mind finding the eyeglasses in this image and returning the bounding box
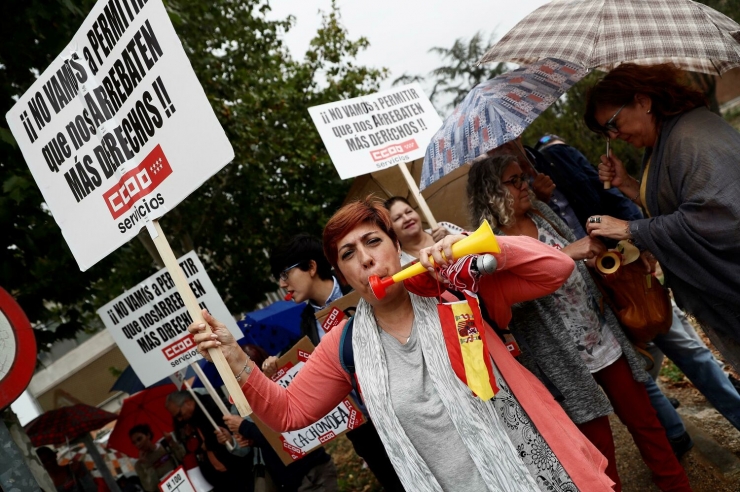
[502,173,530,190]
[603,103,627,135]
[278,262,301,282]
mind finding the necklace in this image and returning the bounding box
[375,315,414,343]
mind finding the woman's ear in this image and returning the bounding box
[308,259,317,277]
[634,93,652,112]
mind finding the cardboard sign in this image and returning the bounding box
[315,290,361,329]
[253,337,365,465]
[159,466,196,492]
[5,0,234,271]
[308,83,442,179]
[97,251,242,386]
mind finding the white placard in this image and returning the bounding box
[159,466,197,492]
[97,251,242,386]
[308,83,442,179]
[5,0,234,271]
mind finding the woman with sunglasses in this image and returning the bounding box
[584,63,740,373]
[467,154,691,491]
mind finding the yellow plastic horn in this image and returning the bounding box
[369,220,501,299]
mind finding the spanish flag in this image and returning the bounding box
[437,292,497,400]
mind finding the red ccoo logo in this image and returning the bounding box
[162,334,195,361]
[103,145,173,219]
[370,139,419,162]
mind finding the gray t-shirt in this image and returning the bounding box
[380,325,488,491]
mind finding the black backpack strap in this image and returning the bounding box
[339,316,363,404]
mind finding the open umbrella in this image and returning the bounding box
[107,383,178,458]
[25,404,122,491]
[237,301,304,355]
[479,0,740,75]
[421,58,588,190]
[25,404,117,447]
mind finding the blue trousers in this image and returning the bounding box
[646,305,740,438]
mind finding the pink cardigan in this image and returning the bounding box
[241,235,614,491]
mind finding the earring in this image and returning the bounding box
[647,109,651,114]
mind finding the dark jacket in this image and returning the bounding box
[238,419,330,492]
[527,144,643,225]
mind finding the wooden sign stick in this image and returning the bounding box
[148,219,252,417]
[190,362,233,417]
[397,161,438,229]
[181,378,234,451]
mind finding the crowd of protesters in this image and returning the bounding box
[36,63,740,492]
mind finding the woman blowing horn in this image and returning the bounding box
[189,197,614,492]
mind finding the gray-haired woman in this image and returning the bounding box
[466,154,690,492]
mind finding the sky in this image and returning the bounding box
[11,0,550,426]
[267,0,550,90]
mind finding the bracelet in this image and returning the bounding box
[234,360,252,382]
[629,191,640,202]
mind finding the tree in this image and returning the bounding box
[0,0,386,349]
[394,31,506,112]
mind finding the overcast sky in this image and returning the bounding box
[11,0,551,425]
[268,0,549,90]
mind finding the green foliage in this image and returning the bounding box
[0,0,385,349]
[394,32,506,111]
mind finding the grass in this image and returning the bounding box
[660,358,686,385]
[325,435,382,492]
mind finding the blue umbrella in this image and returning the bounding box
[237,301,304,356]
[110,364,195,394]
[420,59,589,191]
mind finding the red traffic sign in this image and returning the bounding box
[0,287,37,410]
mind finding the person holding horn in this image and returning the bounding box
[189,197,615,492]
[584,63,740,374]
[466,154,691,491]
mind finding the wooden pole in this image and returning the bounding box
[181,379,234,451]
[397,161,438,228]
[148,220,252,417]
[191,363,232,416]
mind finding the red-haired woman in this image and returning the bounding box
[584,63,740,373]
[189,198,615,491]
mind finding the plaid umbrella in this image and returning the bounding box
[24,404,118,446]
[107,383,178,458]
[420,59,588,190]
[479,0,740,75]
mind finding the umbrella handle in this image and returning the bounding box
[604,140,612,189]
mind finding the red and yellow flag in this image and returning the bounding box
[437,293,497,400]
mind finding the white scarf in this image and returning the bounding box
[353,293,540,492]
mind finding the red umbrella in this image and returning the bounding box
[107,383,178,458]
[24,403,118,446]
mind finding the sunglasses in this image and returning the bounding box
[603,103,627,136]
[502,173,531,190]
[278,262,301,282]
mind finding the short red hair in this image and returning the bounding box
[323,196,398,283]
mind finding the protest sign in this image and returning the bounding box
[253,337,365,465]
[159,466,196,492]
[315,290,361,334]
[97,251,242,386]
[5,0,234,271]
[308,83,442,179]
